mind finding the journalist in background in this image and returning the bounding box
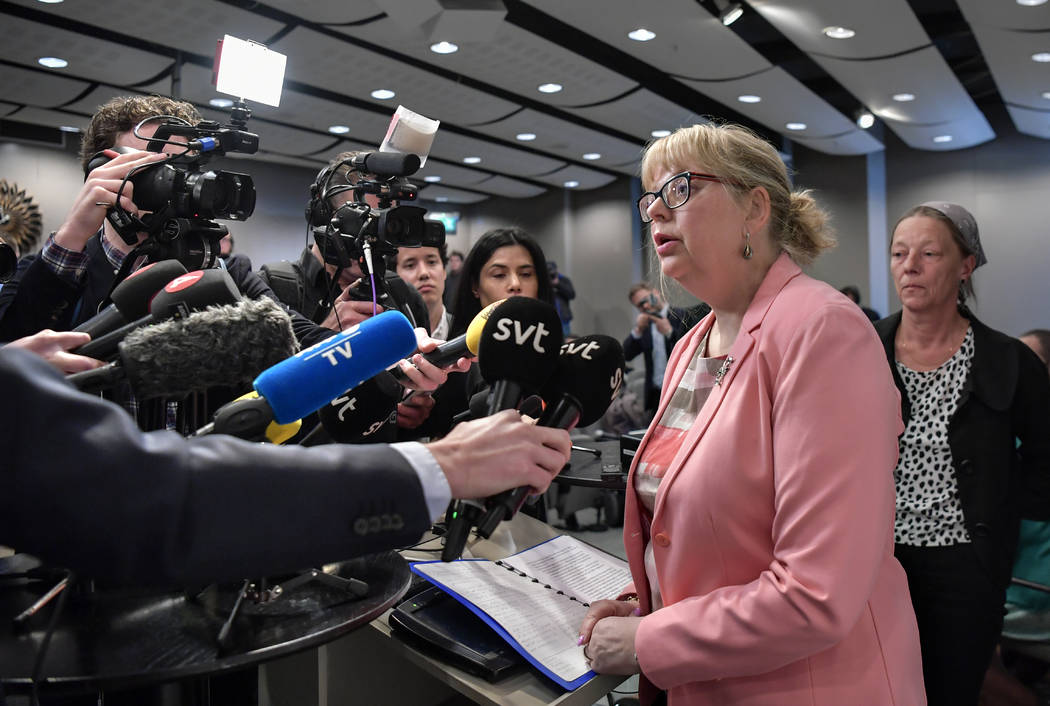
[578,123,925,705]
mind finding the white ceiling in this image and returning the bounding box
[1,0,1047,205]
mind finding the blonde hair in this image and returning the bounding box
[640,122,834,266]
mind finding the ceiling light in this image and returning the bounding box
[1017,0,1048,6]
[1032,52,1050,63]
[59,125,80,132]
[371,88,396,99]
[209,98,234,108]
[582,153,601,160]
[737,94,761,104]
[651,129,671,138]
[423,175,442,183]
[1042,91,1050,99]
[328,125,350,134]
[516,133,537,141]
[564,180,580,188]
[463,156,482,164]
[436,196,449,202]
[855,109,875,129]
[37,56,68,69]
[892,92,916,102]
[628,28,656,42]
[785,122,807,131]
[822,26,856,40]
[37,0,64,3]
[933,135,953,143]
[719,2,744,26]
[430,41,459,54]
[538,83,563,94]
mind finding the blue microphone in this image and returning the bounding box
[253,310,417,424]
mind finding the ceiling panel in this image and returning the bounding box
[468,109,642,174]
[566,89,705,144]
[427,131,567,178]
[531,165,617,191]
[470,175,548,199]
[0,64,92,108]
[1005,105,1050,141]
[954,0,1050,31]
[680,67,882,155]
[332,14,636,109]
[270,27,519,126]
[3,15,172,86]
[748,0,929,57]
[417,184,490,205]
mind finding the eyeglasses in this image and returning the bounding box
[637,171,734,223]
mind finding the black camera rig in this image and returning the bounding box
[87,100,259,272]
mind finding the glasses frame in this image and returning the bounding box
[637,171,736,223]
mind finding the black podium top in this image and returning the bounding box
[0,551,410,695]
[553,440,627,490]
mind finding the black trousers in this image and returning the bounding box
[895,543,1006,706]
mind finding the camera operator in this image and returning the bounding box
[258,150,430,336]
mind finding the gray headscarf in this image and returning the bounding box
[919,201,988,269]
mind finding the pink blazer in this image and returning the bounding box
[626,254,925,705]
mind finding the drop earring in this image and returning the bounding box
[742,229,753,260]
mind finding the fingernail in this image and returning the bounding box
[632,607,641,616]
[576,635,585,645]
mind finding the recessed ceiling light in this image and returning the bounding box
[37,56,68,69]
[893,92,916,102]
[430,41,459,54]
[37,0,64,3]
[1043,91,1050,100]
[209,98,234,108]
[463,156,482,164]
[564,180,580,188]
[823,26,856,39]
[328,125,350,135]
[720,3,743,26]
[516,133,537,141]
[737,94,762,104]
[628,28,656,42]
[538,83,562,94]
[785,122,807,131]
[933,134,953,143]
[423,175,442,183]
[371,88,396,100]
[1018,0,1048,6]
[651,129,671,138]
[59,125,80,132]
[855,110,875,129]
[1033,52,1050,63]
[582,153,601,160]
[436,196,449,202]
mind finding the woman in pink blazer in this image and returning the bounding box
[578,123,925,705]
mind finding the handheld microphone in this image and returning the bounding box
[253,310,418,425]
[199,390,303,443]
[442,297,563,561]
[74,268,242,360]
[73,259,188,340]
[474,334,627,538]
[349,151,421,178]
[389,297,504,383]
[66,297,298,398]
[315,373,402,443]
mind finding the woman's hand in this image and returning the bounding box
[578,599,643,675]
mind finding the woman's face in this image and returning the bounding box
[890,215,975,313]
[473,244,539,307]
[644,165,749,302]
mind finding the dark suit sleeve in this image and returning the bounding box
[0,348,431,586]
[1016,342,1050,520]
[623,331,645,361]
[0,255,82,341]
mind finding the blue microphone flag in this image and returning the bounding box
[253,310,417,424]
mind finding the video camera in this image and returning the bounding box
[311,149,445,308]
[85,104,258,271]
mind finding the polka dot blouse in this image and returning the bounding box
[894,327,975,547]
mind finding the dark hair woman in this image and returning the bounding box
[875,201,1050,706]
[448,227,553,338]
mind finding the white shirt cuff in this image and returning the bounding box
[391,441,452,523]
